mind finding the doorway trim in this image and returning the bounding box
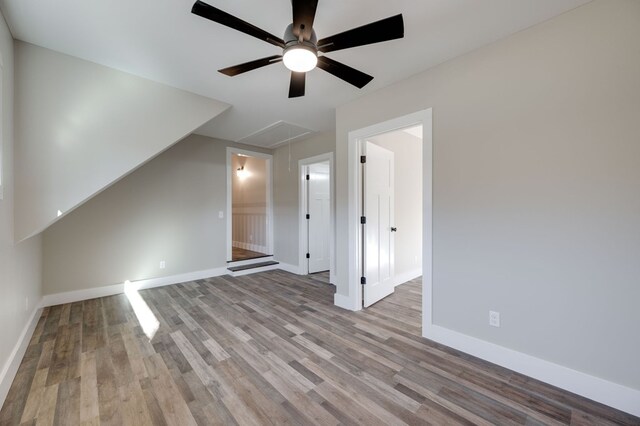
[346,109,432,318]
[226,147,274,262]
[298,153,335,283]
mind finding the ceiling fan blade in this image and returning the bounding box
[316,56,373,89]
[219,55,283,76]
[317,14,404,53]
[289,72,306,98]
[292,0,319,41]
[192,1,285,48]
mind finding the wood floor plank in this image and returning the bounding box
[95,346,123,426]
[300,354,426,425]
[1,273,638,425]
[19,368,48,424]
[117,380,154,426]
[34,384,58,426]
[53,377,81,425]
[0,358,38,425]
[79,351,99,424]
[143,353,198,426]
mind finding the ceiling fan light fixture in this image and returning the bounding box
[191,1,404,97]
[283,45,317,73]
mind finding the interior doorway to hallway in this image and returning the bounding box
[227,148,274,263]
[299,153,335,283]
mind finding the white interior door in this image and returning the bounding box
[307,162,331,273]
[363,141,395,307]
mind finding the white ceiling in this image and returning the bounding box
[1,0,590,144]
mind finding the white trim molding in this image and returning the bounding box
[0,304,42,408]
[394,268,422,287]
[41,267,228,307]
[423,325,640,417]
[334,293,359,311]
[276,262,303,275]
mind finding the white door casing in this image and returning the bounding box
[308,162,331,273]
[363,141,395,307]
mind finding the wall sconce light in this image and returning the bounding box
[237,166,250,180]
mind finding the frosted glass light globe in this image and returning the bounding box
[283,46,318,72]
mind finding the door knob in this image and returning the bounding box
[391,227,397,232]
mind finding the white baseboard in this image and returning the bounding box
[232,241,268,254]
[334,293,359,311]
[0,304,43,408]
[276,262,303,275]
[41,267,228,307]
[424,324,640,417]
[276,261,336,282]
[394,268,422,287]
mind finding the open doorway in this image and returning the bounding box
[346,109,432,314]
[299,153,335,283]
[363,127,423,306]
[227,148,273,263]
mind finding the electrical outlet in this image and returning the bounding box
[489,311,500,327]
[218,211,224,219]
[159,260,166,269]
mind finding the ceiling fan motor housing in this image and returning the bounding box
[283,23,318,56]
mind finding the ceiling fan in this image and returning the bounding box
[191,0,404,98]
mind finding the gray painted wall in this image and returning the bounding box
[335,0,640,390]
[14,41,229,242]
[369,130,423,280]
[42,131,335,294]
[272,132,335,268]
[0,11,42,400]
[42,135,268,294]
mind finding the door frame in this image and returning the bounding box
[298,153,335,283]
[346,109,432,317]
[226,147,274,262]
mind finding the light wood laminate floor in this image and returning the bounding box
[231,247,269,262]
[1,271,637,425]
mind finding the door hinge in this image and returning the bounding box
[360,155,366,164]
[361,277,367,285]
[360,216,366,225]
[306,214,310,220]
[306,174,310,180]
[306,253,310,259]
